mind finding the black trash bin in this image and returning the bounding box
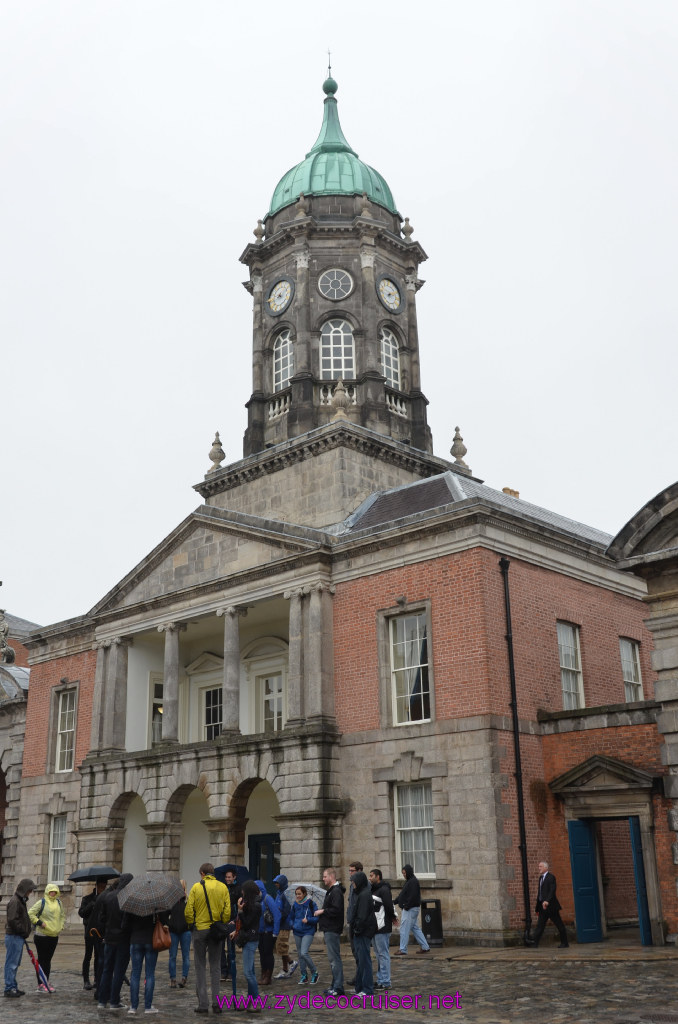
[420,899,443,946]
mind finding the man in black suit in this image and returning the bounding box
[528,860,569,948]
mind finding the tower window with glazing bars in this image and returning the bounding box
[320,319,355,379]
[273,329,294,392]
[380,327,400,390]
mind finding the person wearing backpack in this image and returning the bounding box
[168,879,191,989]
[369,869,397,990]
[255,880,280,985]
[27,883,66,987]
[272,874,298,979]
[287,886,318,986]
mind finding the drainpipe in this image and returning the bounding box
[499,557,532,944]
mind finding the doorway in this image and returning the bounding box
[248,833,280,894]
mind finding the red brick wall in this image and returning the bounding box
[23,650,97,777]
[598,820,637,923]
[8,637,30,668]
[333,547,655,733]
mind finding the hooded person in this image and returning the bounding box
[393,864,430,955]
[255,879,280,986]
[78,878,107,990]
[95,872,134,1009]
[350,871,377,997]
[27,883,66,987]
[272,873,297,979]
[4,877,36,997]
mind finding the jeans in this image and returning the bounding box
[169,930,191,981]
[193,928,221,1010]
[129,943,158,1011]
[4,934,24,993]
[242,939,259,999]
[353,934,374,996]
[324,931,344,992]
[99,941,130,1006]
[372,932,391,985]
[293,932,316,978]
[398,906,430,952]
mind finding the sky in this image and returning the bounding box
[2,0,677,627]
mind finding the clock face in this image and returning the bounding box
[267,279,294,315]
[377,277,402,312]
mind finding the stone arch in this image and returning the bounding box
[608,480,678,562]
[163,784,211,882]
[110,791,149,875]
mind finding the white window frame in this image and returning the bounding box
[254,669,285,734]
[395,783,436,878]
[48,814,67,884]
[241,642,288,736]
[620,637,643,702]
[380,327,400,390]
[389,612,431,725]
[273,329,294,392]
[557,621,585,710]
[55,689,77,773]
[320,319,355,380]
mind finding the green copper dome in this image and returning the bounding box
[268,76,398,217]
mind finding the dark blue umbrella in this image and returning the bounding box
[214,864,250,885]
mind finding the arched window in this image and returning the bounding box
[273,329,294,392]
[380,327,400,390]
[320,319,355,380]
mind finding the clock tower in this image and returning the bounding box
[240,73,432,457]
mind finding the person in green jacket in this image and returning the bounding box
[28,884,66,986]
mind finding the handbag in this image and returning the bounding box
[201,880,229,944]
[152,916,171,951]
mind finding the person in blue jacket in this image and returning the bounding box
[272,874,298,979]
[255,880,280,986]
[287,886,318,986]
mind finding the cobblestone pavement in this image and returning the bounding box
[4,930,678,1023]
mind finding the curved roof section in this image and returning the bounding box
[607,479,678,561]
[268,76,398,217]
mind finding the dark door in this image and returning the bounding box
[248,832,280,895]
[629,816,653,946]
[568,818,603,942]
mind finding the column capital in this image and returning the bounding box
[284,588,307,601]
[405,272,418,292]
[110,636,133,648]
[252,272,263,294]
[360,246,376,269]
[217,605,248,619]
[157,621,187,634]
[311,582,336,596]
[294,248,310,269]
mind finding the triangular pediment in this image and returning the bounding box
[549,754,656,795]
[90,506,330,616]
[185,652,223,674]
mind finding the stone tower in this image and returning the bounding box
[239,73,432,457]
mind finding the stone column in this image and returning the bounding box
[158,622,186,743]
[217,606,247,732]
[405,271,421,390]
[360,242,379,372]
[142,822,172,872]
[284,588,306,727]
[294,248,311,372]
[90,642,108,751]
[305,583,336,721]
[251,270,264,393]
[101,637,132,751]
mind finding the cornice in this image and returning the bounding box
[239,218,427,269]
[195,423,454,500]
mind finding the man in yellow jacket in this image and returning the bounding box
[28,883,66,987]
[185,863,230,1014]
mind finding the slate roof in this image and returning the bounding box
[342,471,612,547]
[0,664,29,701]
[4,612,41,639]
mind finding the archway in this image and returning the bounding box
[179,788,210,883]
[241,780,281,893]
[121,795,148,875]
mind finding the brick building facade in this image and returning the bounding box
[9,75,678,946]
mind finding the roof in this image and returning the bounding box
[268,75,398,217]
[4,612,41,639]
[342,471,613,547]
[0,664,29,701]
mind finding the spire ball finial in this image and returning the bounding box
[450,426,469,468]
[207,431,225,475]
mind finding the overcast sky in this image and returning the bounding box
[2,0,676,627]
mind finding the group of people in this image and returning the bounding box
[4,860,433,1011]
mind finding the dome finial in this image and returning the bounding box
[323,49,338,96]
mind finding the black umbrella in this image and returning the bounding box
[69,866,121,882]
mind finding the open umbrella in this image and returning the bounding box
[214,864,251,885]
[285,882,327,908]
[117,872,185,916]
[69,866,120,882]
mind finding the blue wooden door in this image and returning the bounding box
[568,819,603,942]
[629,816,653,946]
